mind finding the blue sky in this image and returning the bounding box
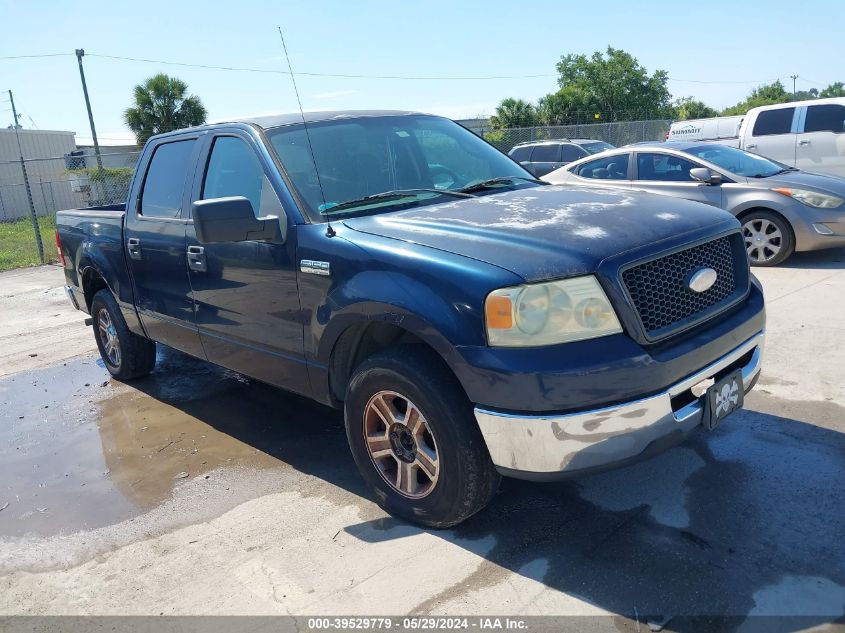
[1,0,843,143]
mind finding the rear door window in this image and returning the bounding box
[509,146,532,162]
[559,144,587,162]
[804,104,845,134]
[574,154,630,180]
[752,108,795,136]
[529,144,560,162]
[140,140,196,218]
[636,153,699,181]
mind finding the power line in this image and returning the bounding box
[0,50,824,87]
[668,76,783,85]
[0,53,74,60]
[85,53,556,80]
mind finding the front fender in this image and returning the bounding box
[728,194,815,250]
[296,223,521,405]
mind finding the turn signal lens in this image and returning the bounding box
[485,295,513,329]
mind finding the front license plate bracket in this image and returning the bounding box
[703,369,744,431]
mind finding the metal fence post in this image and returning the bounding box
[8,90,44,263]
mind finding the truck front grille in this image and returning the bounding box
[621,234,748,340]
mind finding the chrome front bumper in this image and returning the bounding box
[474,330,765,478]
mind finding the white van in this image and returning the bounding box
[738,98,845,178]
[667,115,744,146]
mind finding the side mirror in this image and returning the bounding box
[191,196,285,244]
[690,167,722,185]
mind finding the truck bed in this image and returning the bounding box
[56,204,129,316]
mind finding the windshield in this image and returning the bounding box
[266,115,535,218]
[581,141,614,154]
[684,144,786,178]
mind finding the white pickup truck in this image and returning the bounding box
[667,98,845,178]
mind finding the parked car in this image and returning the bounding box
[56,111,765,527]
[739,98,845,178]
[546,141,845,265]
[509,139,614,177]
[667,115,744,146]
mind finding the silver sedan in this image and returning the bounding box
[545,141,845,265]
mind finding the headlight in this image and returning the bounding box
[772,187,844,209]
[485,276,622,347]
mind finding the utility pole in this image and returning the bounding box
[790,74,799,97]
[75,49,103,171]
[8,90,44,263]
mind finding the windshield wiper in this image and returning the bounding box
[457,176,546,194]
[751,167,799,178]
[321,188,474,214]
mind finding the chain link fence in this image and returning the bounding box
[0,151,140,270]
[480,119,672,154]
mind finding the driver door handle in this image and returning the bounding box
[746,143,757,150]
[127,237,142,260]
[798,139,811,146]
[187,245,207,272]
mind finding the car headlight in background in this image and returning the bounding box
[485,276,622,346]
[772,188,844,209]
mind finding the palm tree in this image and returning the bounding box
[124,74,207,145]
[490,98,537,129]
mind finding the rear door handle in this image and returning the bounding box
[187,245,206,272]
[127,237,142,260]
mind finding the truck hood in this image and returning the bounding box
[342,185,736,282]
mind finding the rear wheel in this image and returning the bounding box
[741,210,794,266]
[344,347,500,528]
[91,289,156,380]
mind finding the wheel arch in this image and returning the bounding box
[325,317,461,406]
[80,264,112,312]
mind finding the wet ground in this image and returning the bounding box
[0,257,844,627]
[0,348,346,538]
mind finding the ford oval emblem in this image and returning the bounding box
[687,267,718,293]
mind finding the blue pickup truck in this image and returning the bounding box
[56,111,765,527]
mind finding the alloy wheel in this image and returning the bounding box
[743,218,783,264]
[97,308,121,367]
[363,390,440,499]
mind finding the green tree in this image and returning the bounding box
[721,80,791,115]
[489,98,537,129]
[555,47,673,120]
[124,74,207,145]
[673,97,719,120]
[793,88,819,101]
[820,82,845,98]
[536,86,591,125]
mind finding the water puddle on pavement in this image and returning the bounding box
[0,347,342,538]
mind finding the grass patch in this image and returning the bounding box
[0,216,59,272]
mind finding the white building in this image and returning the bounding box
[0,128,82,221]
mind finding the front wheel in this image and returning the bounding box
[741,211,795,266]
[344,347,500,528]
[91,289,156,380]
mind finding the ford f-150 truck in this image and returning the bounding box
[57,111,766,527]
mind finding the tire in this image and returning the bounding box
[344,347,500,528]
[741,210,795,267]
[90,289,156,380]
